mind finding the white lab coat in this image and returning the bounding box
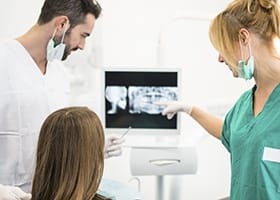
[0,39,70,192]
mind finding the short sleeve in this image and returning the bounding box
[220,88,253,153]
[221,112,232,152]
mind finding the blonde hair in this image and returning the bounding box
[32,107,105,200]
[209,0,280,67]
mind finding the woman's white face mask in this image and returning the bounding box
[46,23,69,62]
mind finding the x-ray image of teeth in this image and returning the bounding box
[128,86,177,114]
[105,86,127,114]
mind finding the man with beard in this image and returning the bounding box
[0,0,123,199]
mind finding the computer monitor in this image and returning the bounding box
[102,68,181,136]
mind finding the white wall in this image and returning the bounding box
[0,0,254,199]
[0,0,43,39]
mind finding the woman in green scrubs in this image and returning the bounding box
[157,0,280,199]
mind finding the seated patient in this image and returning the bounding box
[31,106,106,200]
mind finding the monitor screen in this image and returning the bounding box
[102,68,180,135]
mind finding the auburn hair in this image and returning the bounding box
[32,106,105,200]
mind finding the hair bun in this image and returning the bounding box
[259,0,277,10]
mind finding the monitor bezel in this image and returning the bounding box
[101,67,181,136]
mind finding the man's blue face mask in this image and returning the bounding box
[46,23,69,62]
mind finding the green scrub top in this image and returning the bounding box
[222,83,280,200]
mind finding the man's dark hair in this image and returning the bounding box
[37,0,102,27]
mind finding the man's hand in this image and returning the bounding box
[0,184,31,200]
[104,135,125,159]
